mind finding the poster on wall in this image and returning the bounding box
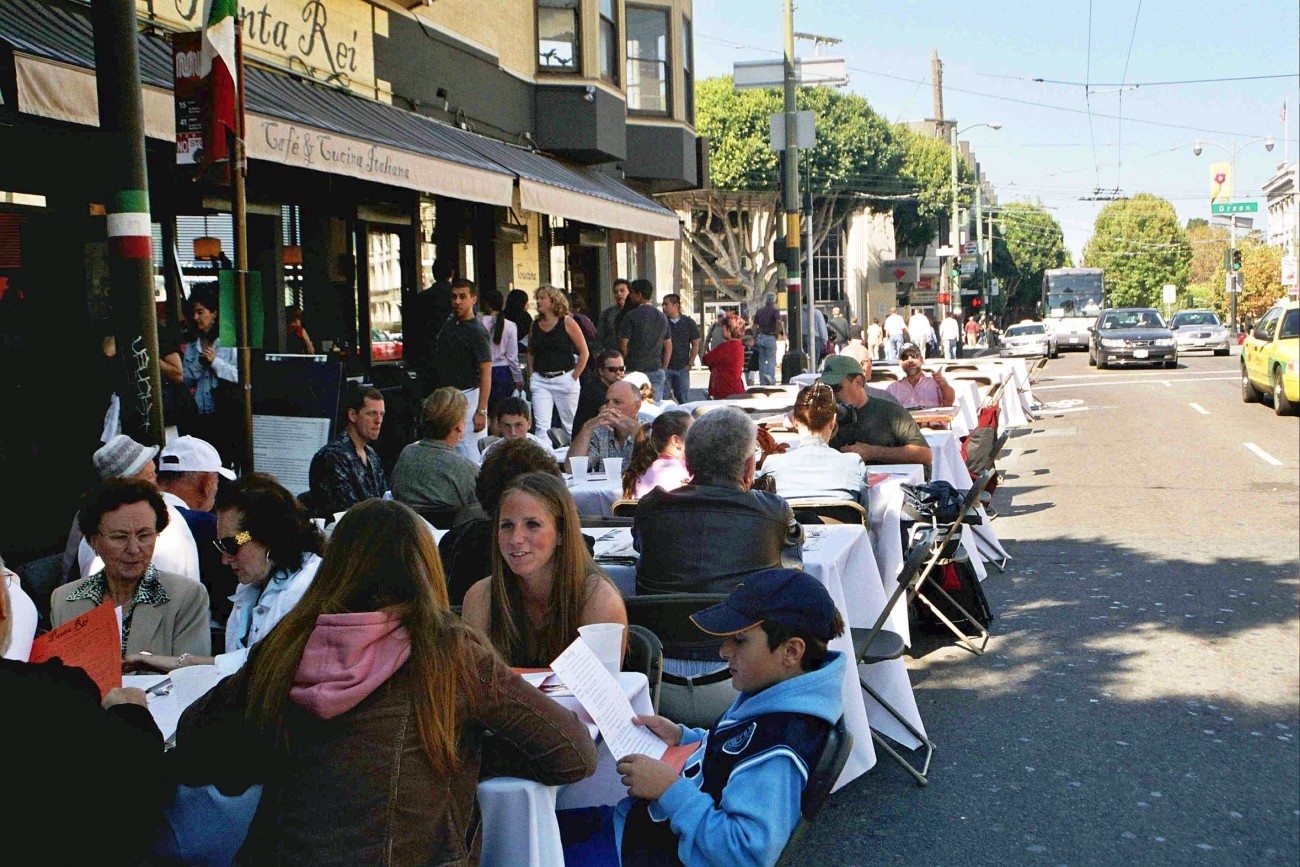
[172,31,204,166]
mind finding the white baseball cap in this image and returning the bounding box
[159,436,236,480]
[623,371,652,391]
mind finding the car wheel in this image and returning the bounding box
[1242,363,1261,403]
[1214,347,1229,357]
[1088,350,1096,367]
[1163,359,1177,369]
[1097,355,1108,370]
[1274,366,1295,416]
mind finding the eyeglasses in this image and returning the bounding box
[900,353,921,360]
[213,530,253,556]
[604,366,625,373]
[99,530,159,549]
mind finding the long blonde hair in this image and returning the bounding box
[243,499,473,772]
[487,472,605,664]
[534,284,570,318]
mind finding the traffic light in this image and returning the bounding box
[950,262,961,280]
[1231,249,1242,272]
[971,297,982,309]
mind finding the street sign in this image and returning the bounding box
[879,259,917,283]
[935,246,956,258]
[917,277,934,290]
[1162,284,1177,304]
[1211,201,1258,215]
[1211,215,1254,229]
[961,241,978,256]
[769,112,816,151]
[1283,255,1297,288]
[734,57,848,89]
[990,279,1001,297]
[960,260,977,275]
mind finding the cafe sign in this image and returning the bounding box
[138,0,377,95]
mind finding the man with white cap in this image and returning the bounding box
[62,434,159,580]
[158,436,239,622]
[77,435,202,584]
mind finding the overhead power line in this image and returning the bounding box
[976,72,1298,88]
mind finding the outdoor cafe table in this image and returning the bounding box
[566,472,623,517]
[919,430,1010,580]
[592,524,928,789]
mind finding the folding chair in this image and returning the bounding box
[625,594,736,729]
[623,624,664,713]
[548,427,572,449]
[790,500,869,526]
[773,716,853,866]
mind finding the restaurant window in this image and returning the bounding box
[682,17,694,123]
[811,227,845,304]
[368,229,403,362]
[599,0,619,84]
[626,5,669,114]
[537,0,580,72]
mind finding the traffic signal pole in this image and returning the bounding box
[779,0,806,381]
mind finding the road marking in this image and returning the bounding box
[1189,403,1210,415]
[1161,380,1173,387]
[1047,370,1233,381]
[1035,375,1236,391]
[1042,406,1091,414]
[1244,443,1283,466]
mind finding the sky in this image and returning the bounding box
[690,0,1300,259]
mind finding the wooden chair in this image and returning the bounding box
[611,499,638,518]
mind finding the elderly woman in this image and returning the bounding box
[702,313,746,399]
[52,478,210,659]
[125,474,324,675]
[757,383,867,505]
[182,282,238,465]
[463,472,626,668]
[528,284,589,435]
[391,387,480,527]
[170,499,596,863]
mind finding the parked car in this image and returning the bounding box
[1169,309,1232,356]
[370,328,403,362]
[1240,300,1298,415]
[1087,307,1177,369]
[999,321,1058,358]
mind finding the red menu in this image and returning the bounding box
[29,602,121,699]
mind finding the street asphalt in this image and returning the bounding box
[788,349,1300,866]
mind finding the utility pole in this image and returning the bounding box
[931,50,944,139]
[948,122,961,321]
[92,0,165,446]
[232,27,254,471]
[975,180,985,312]
[779,0,806,380]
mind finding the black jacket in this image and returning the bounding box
[633,479,804,595]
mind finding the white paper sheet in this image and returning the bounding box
[550,638,666,762]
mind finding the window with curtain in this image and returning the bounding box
[626,5,669,114]
[599,0,619,84]
[682,17,694,123]
[538,0,579,72]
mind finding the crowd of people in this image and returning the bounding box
[5,271,1002,866]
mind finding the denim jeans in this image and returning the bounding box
[665,367,691,403]
[944,338,960,359]
[886,336,903,361]
[645,367,667,401]
[756,333,778,385]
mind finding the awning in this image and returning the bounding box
[0,0,678,238]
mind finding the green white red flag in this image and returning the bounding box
[200,0,238,163]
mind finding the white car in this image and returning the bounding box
[999,321,1058,358]
[1169,309,1231,356]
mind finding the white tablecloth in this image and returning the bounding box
[864,466,925,647]
[480,673,653,867]
[595,525,929,789]
[567,474,623,516]
[917,430,1009,581]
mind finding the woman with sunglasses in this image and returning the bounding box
[125,474,323,675]
[756,383,867,506]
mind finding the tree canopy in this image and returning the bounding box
[1082,194,1191,307]
[988,202,1070,319]
[892,125,975,254]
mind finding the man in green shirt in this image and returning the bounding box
[820,356,932,467]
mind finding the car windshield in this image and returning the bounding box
[1281,309,1300,340]
[1099,310,1166,329]
[1171,311,1220,327]
[1006,325,1045,336]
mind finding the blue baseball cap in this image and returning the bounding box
[690,568,839,640]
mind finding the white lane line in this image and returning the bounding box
[1189,403,1210,415]
[1161,381,1173,388]
[1035,375,1237,391]
[1244,443,1284,466]
[1048,371,1232,381]
[1044,406,1091,414]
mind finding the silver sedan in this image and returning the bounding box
[999,322,1059,359]
[1169,310,1232,356]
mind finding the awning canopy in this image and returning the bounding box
[0,0,678,238]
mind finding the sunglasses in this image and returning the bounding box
[604,366,626,373]
[900,353,922,360]
[213,530,253,556]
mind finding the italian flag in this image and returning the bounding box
[200,0,238,164]
[107,190,151,260]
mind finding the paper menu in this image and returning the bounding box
[28,601,122,699]
[549,638,667,762]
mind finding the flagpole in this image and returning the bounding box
[232,23,254,472]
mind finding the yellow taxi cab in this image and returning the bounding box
[1241,299,1299,415]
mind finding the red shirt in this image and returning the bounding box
[702,339,745,399]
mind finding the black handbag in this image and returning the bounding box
[900,480,964,524]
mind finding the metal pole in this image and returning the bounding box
[92,0,165,447]
[232,27,254,471]
[974,181,984,315]
[779,0,806,380]
[1229,142,1237,333]
[948,123,960,320]
[805,186,815,369]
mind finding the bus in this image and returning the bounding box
[1041,267,1104,351]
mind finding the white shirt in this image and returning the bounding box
[79,493,201,583]
[909,314,934,344]
[939,317,961,341]
[884,314,907,338]
[216,552,322,674]
[481,314,521,383]
[482,433,556,460]
[2,570,37,661]
[757,435,867,503]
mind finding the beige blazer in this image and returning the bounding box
[50,570,211,657]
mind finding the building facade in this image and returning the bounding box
[1263,161,1298,254]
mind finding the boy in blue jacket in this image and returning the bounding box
[561,567,846,867]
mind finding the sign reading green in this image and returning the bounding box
[1211,202,1258,215]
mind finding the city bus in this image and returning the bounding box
[1041,267,1104,351]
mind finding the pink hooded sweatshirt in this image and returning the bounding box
[290,611,411,719]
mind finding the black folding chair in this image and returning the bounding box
[625,593,736,729]
[773,716,853,866]
[623,624,664,713]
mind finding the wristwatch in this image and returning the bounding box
[475,408,488,417]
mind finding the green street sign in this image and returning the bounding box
[1211,201,1259,215]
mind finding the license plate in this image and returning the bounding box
[1192,341,1205,346]
[1133,349,1149,358]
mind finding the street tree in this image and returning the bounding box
[1184,221,1232,309]
[892,125,975,254]
[1083,193,1191,307]
[988,201,1069,318]
[674,76,904,309]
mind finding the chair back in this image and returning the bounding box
[548,427,572,449]
[412,505,461,530]
[790,500,868,526]
[625,593,729,661]
[18,553,63,633]
[774,716,852,867]
[623,624,664,712]
[610,498,638,518]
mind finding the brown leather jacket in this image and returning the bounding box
[173,620,597,865]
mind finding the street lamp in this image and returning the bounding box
[1193,136,1275,330]
[949,122,1001,318]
